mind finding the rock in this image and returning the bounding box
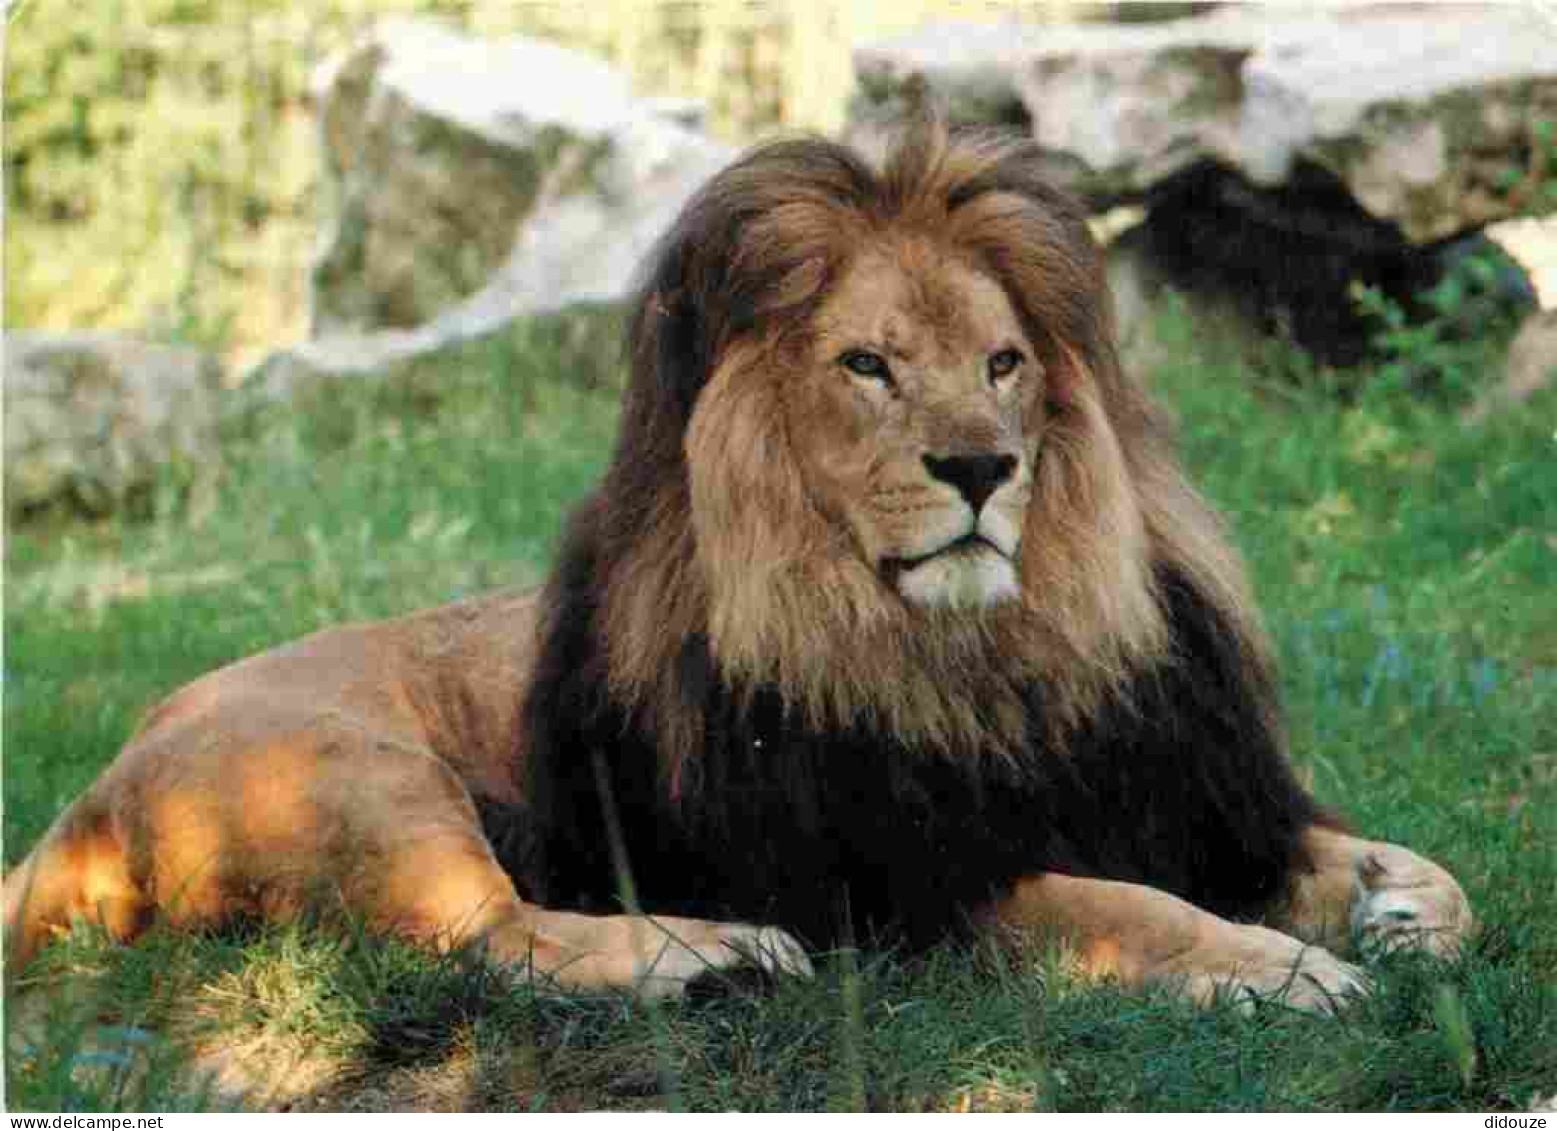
[1489,214,1557,308]
[1240,8,1557,243]
[243,302,624,405]
[4,332,222,515]
[281,20,733,405]
[852,4,1557,240]
[1463,309,1557,423]
[309,19,734,337]
[855,6,1550,365]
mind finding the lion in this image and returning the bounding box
[4,118,1473,1011]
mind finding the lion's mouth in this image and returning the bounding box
[883,534,1006,580]
[883,533,1021,609]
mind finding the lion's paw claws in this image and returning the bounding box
[1349,846,1474,959]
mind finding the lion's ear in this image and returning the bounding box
[626,137,874,433]
[612,204,744,499]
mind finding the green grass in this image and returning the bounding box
[5,304,1556,1111]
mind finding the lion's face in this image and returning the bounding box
[785,248,1043,610]
[604,122,1254,761]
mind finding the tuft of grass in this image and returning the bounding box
[6,298,1556,1111]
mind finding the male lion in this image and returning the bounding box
[5,120,1472,1009]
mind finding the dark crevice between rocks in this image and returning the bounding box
[1120,159,1536,366]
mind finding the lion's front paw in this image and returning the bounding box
[716,923,814,981]
[631,920,812,998]
[1168,924,1371,1015]
[1350,845,1474,959]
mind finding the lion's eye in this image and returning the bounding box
[988,348,1024,383]
[840,349,893,385]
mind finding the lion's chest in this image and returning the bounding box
[553,715,1060,948]
[548,724,1301,953]
[519,689,1275,950]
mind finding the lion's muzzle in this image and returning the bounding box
[888,514,1023,610]
[892,539,1020,609]
[881,448,1027,611]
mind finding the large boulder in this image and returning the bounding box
[249,20,736,403]
[243,302,624,404]
[853,5,1557,240]
[308,19,735,338]
[4,332,222,515]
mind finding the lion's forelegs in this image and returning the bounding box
[374,845,811,998]
[982,873,1367,1012]
[479,904,812,998]
[1268,826,1474,959]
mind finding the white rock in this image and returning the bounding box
[308,19,734,336]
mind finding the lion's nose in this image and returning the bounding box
[922,452,1018,513]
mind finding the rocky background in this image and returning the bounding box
[853,4,1557,365]
[7,4,1557,516]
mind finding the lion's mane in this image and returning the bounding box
[508,119,1324,947]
